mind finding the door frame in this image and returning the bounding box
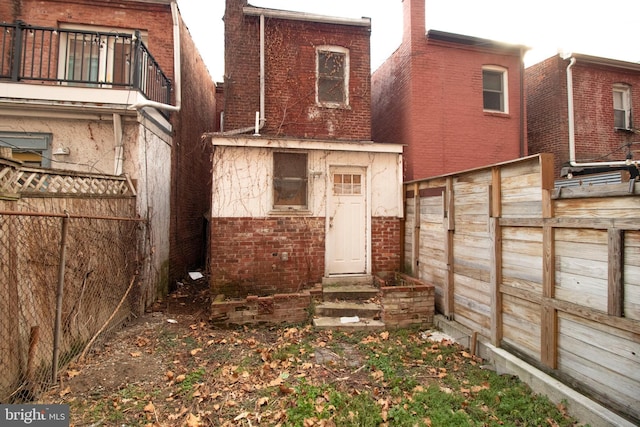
[324,164,372,277]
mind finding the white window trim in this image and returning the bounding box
[613,84,632,130]
[57,24,147,86]
[482,65,508,114]
[315,45,350,109]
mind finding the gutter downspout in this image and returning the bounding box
[128,0,181,112]
[215,13,265,136]
[565,55,634,168]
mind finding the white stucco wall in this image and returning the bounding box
[0,115,138,177]
[210,137,403,219]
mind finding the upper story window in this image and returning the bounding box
[482,66,508,113]
[273,152,308,210]
[0,132,52,168]
[613,84,632,130]
[316,46,349,108]
[57,24,148,87]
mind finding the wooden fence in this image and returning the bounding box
[403,154,639,423]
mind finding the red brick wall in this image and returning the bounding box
[210,217,325,296]
[525,56,569,178]
[371,217,402,273]
[16,0,175,85]
[527,56,640,178]
[372,0,525,181]
[169,15,217,285]
[224,0,371,140]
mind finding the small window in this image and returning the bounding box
[613,84,632,130]
[316,47,349,107]
[0,132,52,167]
[483,66,508,113]
[273,152,307,209]
[333,173,362,195]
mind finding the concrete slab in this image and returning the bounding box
[313,316,385,331]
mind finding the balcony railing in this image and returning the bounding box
[1,21,172,108]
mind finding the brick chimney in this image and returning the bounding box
[402,0,426,45]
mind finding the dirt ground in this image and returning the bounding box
[43,278,582,427]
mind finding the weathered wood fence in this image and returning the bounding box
[403,154,639,423]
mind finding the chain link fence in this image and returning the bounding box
[0,211,146,402]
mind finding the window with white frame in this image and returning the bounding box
[316,46,349,107]
[58,24,147,86]
[273,152,308,209]
[482,66,508,113]
[613,84,632,130]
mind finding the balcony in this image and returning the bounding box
[0,21,172,113]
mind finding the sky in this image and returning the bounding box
[177,0,640,83]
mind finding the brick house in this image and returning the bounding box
[206,0,403,298]
[0,0,217,301]
[371,0,527,181]
[526,53,640,179]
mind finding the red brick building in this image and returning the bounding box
[207,0,403,297]
[371,0,527,181]
[221,0,371,140]
[526,53,640,179]
[1,0,217,296]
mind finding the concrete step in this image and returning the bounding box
[313,316,385,331]
[315,301,381,318]
[322,284,379,301]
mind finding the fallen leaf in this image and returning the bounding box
[190,348,203,356]
[256,397,269,407]
[143,402,155,413]
[380,331,389,340]
[66,369,81,378]
[185,413,201,426]
[234,411,250,421]
[175,374,186,383]
[166,370,174,380]
[59,386,71,397]
[130,351,142,358]
[279,384,294,394]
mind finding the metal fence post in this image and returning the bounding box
[11,21,24,81]
[51,212,70,383]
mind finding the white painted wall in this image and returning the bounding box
[210,137,403,219]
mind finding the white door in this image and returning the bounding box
[327,167,367,275]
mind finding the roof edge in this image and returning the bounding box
[427,29,529,53]
[243,6,371,28]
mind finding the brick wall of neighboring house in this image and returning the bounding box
[527,55,640,178]
[371,217,402,273]
[169,15,217,285]
[372,0,525,181]
[525,56,569,178]
[209,217,326,297]
[223,0,371,140]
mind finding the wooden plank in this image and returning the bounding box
[553,182,638,199]
[608,229,624,317]
[491,167,501,218]
[550,297,640,335]
[490,217,502,346]
[445,177,454,231]
[539,153,555,191]
[444,229,454,318]
[541,304,558,368]
[412,182,420,275]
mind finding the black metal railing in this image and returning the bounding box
[1,21,172,107]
